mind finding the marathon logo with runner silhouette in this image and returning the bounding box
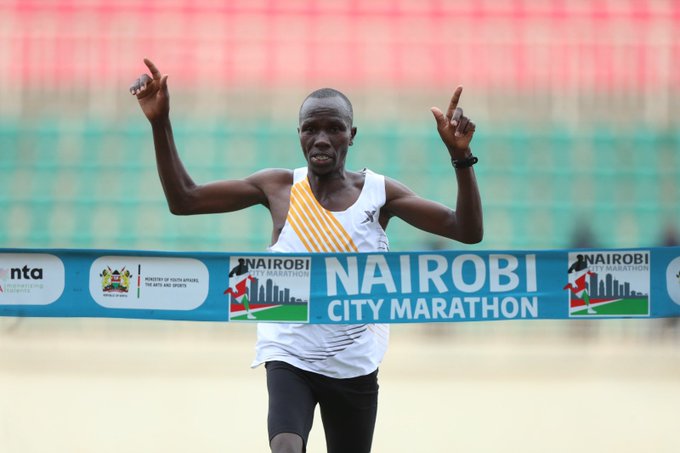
[226,256,311,322]
[564,251,650,317]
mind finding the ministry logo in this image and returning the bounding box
[564,251,650,317]
[99,266,133,294]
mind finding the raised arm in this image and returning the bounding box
[382,87,483,244]
[128,58,273,215]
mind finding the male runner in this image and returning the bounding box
[129,58,483,453]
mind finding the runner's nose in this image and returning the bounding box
[313,132,331,149]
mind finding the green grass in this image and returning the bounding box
[231,304,308,322]
[572,297,649,316]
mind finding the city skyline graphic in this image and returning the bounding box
[241,276,308,305]
[584,272,648,299]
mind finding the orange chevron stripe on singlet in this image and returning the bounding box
[286,178,359,253]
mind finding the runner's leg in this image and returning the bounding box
[318,369,379,453]
[266,361,317,453]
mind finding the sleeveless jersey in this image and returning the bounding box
[251,167,390,378]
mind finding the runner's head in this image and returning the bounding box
[299,88,353,124]
[298,89,357,175]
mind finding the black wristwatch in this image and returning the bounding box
[451,154,478,169]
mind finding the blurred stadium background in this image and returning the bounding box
[1,1,679,452]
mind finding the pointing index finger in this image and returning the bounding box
[143,58,162,80]
[446,86,463,120]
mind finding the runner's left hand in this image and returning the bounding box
[430,86,476,159]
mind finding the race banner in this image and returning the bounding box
[1,247,679,323]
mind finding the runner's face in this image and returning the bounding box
[298,97,356,175]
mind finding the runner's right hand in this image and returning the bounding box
[129,58,169,123]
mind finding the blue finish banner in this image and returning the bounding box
[1,247,679,323]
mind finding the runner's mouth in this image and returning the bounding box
[310,154,332,163]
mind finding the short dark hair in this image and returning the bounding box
[299,88,353,124]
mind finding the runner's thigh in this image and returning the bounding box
[318,369,379,453]
[266,361,317,447]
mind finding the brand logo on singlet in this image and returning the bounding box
[361,210,376,224]
[225,256,311,323]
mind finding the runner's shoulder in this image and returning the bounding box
[246,168,294,190]
[383,175,416,201]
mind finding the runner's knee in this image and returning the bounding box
[270,432,304,453]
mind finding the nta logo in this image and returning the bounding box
[0,253,65,306]
[0,265,44,280]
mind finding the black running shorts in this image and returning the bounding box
[265,361,379,453]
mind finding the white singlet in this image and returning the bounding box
[251,167,390,378]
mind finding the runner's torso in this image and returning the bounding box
[252,167,390,378]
